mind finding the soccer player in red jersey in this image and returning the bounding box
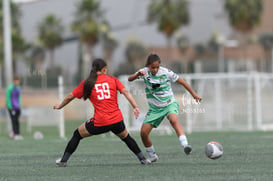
[54,58,150,166]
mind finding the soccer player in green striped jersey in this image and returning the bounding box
[128,54,202,162]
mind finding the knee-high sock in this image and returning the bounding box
[122,134,146,161]
[61,129,83,162]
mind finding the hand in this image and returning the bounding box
[194,95,202,104]
[53,104,62,110]
[137,71,146,77]
[133,107,140,119]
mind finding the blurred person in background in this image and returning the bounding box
[6,76,23,140]
[54,58,151,167]
[128,54,202,162]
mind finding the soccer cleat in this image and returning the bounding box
[56,158,67,167]
[184,145,192,155]
[147,154,159,162]
[140,159,151,165]
[13,135,24,140]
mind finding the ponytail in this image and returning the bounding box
[83,58,107,100]
[83,68,97,100]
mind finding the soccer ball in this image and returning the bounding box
[205,141,223,159]
[33,131,44,140]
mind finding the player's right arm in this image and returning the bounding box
[54,80,84,110]
[53,93,75,110]
[128,71,146,82]
[6,85,13,110]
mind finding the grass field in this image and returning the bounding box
[0,121,273,181]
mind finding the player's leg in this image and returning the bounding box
[141,123,158,162]
[113,121,151,165]
[167,113,192,155]
[14,110,23,140]
[56,121,91,167]
[8,109,22,140]
[8,110,16,136]
[141,108,165,162]
[14,109,23,139]
[14,110,20,134]
[140,123,153,147]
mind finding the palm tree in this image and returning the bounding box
[147,0,189,50]
[259,32,273,71]
[259,32,273,54]
[224,0,263,60]
[37,14,63,68]
[224,0,263,35]
[207,32,221,54]
[11,28,30,74]
[30,45,46,75]
[176,34,189,54]
[125,39,147,70]
[176,33,190,73]
[224,0,263,70]
[71,0,102,78]
[115,39,147,76]
[194,44,206,60]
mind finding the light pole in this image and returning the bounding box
[3,0,13,86]
[3,0,44,87]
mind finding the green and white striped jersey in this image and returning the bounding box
[138,66,179,108]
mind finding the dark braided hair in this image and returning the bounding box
[83,58,107,100]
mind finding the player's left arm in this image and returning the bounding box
[176,77,202,103]
[53,93,75,110]
[120,88,140,119]
[19,89,22,108]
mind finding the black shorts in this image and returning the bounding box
[85,119,126,135]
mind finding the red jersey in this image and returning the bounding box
[72,74,125,126]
